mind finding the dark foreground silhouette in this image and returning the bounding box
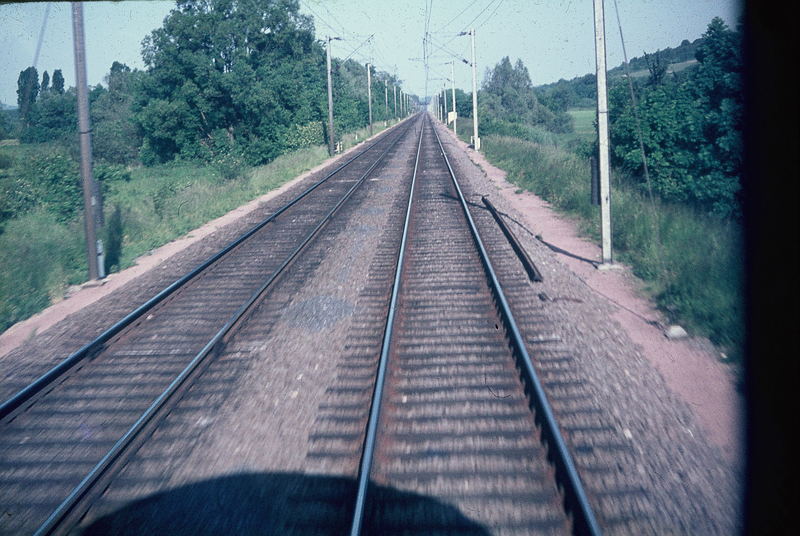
[80,471,490,535]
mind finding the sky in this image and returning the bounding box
[0,0,742,107]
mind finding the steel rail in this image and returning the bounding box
[30,119,417,536]
[349,118,425,536]
[0,119,412,422]
[430,119,602,536]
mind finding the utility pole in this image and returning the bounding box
[326,36,341,156]
[72,2,103,280]
[384,80,388,126]
[469,28,480,150]
[593,0,614,266]
[393,84,397,118]
[366,63,373,136]
[450,61,457,135]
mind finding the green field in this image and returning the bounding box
[566,108,595,142]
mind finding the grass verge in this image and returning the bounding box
[0,120,397,335]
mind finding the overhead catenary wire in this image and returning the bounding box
[474,0,504,31]
[434,0,481,34]
[299,0,343,37]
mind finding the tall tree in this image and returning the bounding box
[41,71,50,93]
[136,0,326,164]
[16,67,39,126]
[51,69,65,94]
[91,62,142,164]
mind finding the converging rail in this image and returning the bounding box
[348,116,600,534]
[0,118,418,535]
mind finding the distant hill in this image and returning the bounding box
[607,37,703,79]
[535,36,705,109]
[0,102,16,111]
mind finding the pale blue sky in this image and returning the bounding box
[1,0,742,107]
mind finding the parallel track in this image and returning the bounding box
[0,118,417,535]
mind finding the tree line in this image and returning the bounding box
[533,17,742,217]
[2,0,414,231]
[7,0,410,168]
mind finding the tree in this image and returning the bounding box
[135,0,327,165]
[51,69,65,94]
[609,17,743,217]
[16,67,39,126]
[91,63,142,164]
[481,56,571,133]
[41,71,50,93]
[644,51,667,86]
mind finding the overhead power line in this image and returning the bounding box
[434,0,480,34]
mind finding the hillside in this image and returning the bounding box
[535,36,705,109]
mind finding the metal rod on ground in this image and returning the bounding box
[71,2,102,280]
[451,60,457,135]
[366,63,373,136]
[593,0,613,265]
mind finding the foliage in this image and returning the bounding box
[20,89,77,144]
[480,56,571,133]
[51,69,65,94]
[18,151,83,221]
[0,111,12,140]
[609,17,743,217]
[284,121,324,150]
[0,211,86,332]
[134,0,328,165]
[481,135,744,356]
[16,66,39,126]
[90,62,142,165]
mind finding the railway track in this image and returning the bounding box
[0,118,417,535]
[307,116,600,535]
[1,113,604,535]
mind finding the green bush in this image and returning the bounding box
[481,134,744,358]
[16,151,82,222]
[0,211,86,331]
[284,121,324,151]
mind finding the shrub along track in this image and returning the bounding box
[0,118,416,535]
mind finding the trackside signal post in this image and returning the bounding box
[72,2,103,280]
[593,0,615,267]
